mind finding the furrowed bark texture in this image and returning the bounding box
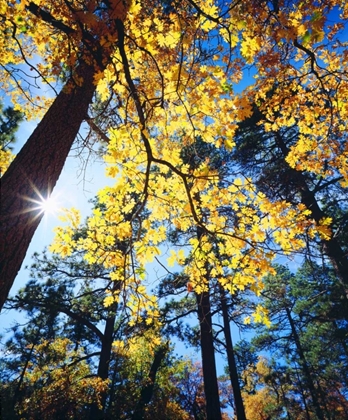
[0,62,97,311]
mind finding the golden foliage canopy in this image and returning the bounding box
[2,0,348,319]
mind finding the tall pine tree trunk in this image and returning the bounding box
[196,289,222,420]
[0,61,98,310]
[193,226,222,419]
[219,286,246,420]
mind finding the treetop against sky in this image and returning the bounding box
[1,0,348,311]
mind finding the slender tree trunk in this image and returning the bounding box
[90,277,123,419]
[108,351,120,416]
[13,332,40,411]
[219,286,246,420]
[98,313,117,380]
[285,307,325,420]
[0,61,98,311]
[294,365,311,420]
[132,343,168,420]
[196,289,222,420]
[89,311,117,420]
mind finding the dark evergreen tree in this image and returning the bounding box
[0,102,23,151]
[232,103,348,298]
[251,262,348,419]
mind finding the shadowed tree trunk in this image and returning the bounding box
[196,289,222,420]
[89,279,123,420]
[88,311,117,420]
[0,61,98,311]
[0,0,130,311]
[132,343,169,420]
[192,225,222,420]
[219,286,246,420]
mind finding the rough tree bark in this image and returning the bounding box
[0,61,98,311]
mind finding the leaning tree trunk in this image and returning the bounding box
[0,61,98,311]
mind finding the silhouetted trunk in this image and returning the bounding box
[193,225,222,420]
[219,286,246,420]
[0,61,98,311]
[285,307,325,420]
[132,343,168,420]
[90,278,123,420]
[107,351,120,416]
[89,312,117,419]
[98,313,117,381]
[294,366,311,420]
[196,289,222,420]
[13,331,41,411]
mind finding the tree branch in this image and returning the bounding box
[26,2,76,35]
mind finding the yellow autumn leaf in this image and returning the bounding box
[104,295,115,307]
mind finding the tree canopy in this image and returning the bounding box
[1,0,348,308]
[1,0,348,418]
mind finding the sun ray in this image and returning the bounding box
[19,189,61,219]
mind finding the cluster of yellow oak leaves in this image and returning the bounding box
[2,0,348,327]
